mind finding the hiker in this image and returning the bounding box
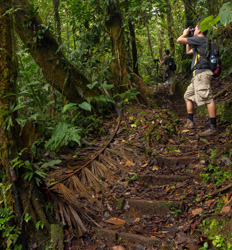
[159,49,173,95]
[177,24,217,136]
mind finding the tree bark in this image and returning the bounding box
[0,0,19,168]
[182,0,197,27]
[52,0,62,44]
[129,19,139,75]
[0,1,28,249]
[107,0,129,92]
[14,0,101,104]
[106,0,154,104]
[165,0,175,56]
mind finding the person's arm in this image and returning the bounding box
[186,44,193,55]
[177,28,190,44]
[159,58,164,65]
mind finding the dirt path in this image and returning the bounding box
[60,80,232,250]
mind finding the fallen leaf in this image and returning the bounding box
[106,217,126,225]
[182,129,190,133]
[221,206,231,214]
[192,208,203,216]
[112,246,126,250]
[152,166,159,171]
[134,218,140,223]
[125,160,134,167]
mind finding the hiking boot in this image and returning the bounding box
[198,125,217,137]
[183,119,194,129]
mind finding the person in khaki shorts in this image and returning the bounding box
[177,24,217,136]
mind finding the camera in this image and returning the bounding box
[187,28,195,37]
[153,59,159,63]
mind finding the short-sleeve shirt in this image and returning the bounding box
[164,56,170,66]
[187,36,211,76]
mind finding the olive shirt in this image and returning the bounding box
[186,36,211,76]
[163,56,172,81]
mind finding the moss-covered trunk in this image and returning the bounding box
[0,0,19,176]
[14,0,101,104]
[107,0,155,105]
[165,0,175,55]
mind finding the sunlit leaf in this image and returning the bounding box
[200,15,220,32]
[78,102,91,111]
[62,103,78,113]
[41,160,62,169]
[87,81,98,89]
[219,2,232,26]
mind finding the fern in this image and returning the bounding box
[45,122,82,151]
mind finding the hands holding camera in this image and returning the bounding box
[182,27,195,37]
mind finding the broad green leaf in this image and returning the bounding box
[78,102,91,111]
[41,160,62,169]
[87,81,98,89]
[101,81,114,89]
[219,2,232,26]
[200,15,220,32]
[62,103,77,113]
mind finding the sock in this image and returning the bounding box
[210,117,216,127]
[188,113,194,122]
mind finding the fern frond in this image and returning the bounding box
[45,122,82,151]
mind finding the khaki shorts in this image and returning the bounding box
[184,70,214,106]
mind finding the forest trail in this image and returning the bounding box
[51,76,232,250]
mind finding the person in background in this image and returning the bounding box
[176,24,217,136]
[159,49,173,95]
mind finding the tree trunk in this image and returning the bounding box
[182,0,197,27]
[107,0,129,92]
[158,22,164,59]
[0,0,19,171]
[52,0,62,44]
[14,0,101,104]
[165,0,175,56]
[129,19,139,75]
[0,1,27,249]
[106,0,154,104]
[124,0,139,75]
[65,4,70,51]
[145,22,154,59]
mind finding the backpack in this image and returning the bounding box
[208,41,221,77]
[168,57,176,71]
[195,40,221,77]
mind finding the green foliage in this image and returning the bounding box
[200,15,220,32]
[0,184,22,250]
[219,2,232,26]
[200,149,232,186]
[45,122,82,152]
[200,218,232,250]
[0,102,25,131]
[11,154,47,186]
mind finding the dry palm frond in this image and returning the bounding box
[68,206,87,236]
[52,183,101,235]
[90,160,115,183]
[51,183,90,212]
[80,168,106,192]
[64,175,92,200]
[99,154,128,171]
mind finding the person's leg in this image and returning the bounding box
[169,84,173,94]
[183,78,195,128]
[183,98,194,128]
[207,101,217,127]
[198,102,217,136]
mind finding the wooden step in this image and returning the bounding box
[96,228,173,248]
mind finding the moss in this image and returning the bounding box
[50,224,64,250]
[199,216,232,249]
[218,100,232,123]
